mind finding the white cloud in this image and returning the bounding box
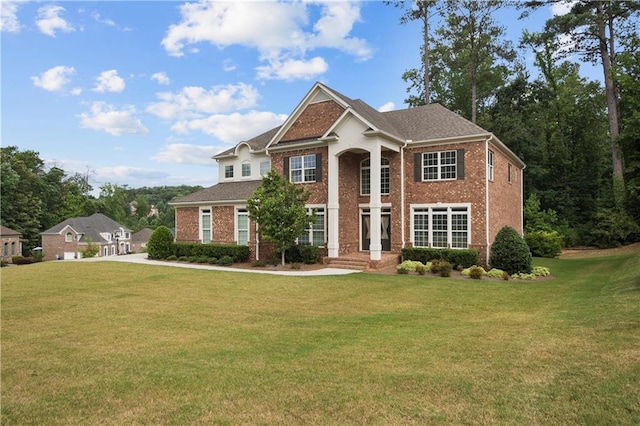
[550,1,577,16]
[93,69,125,93]
[256,56,328,81]
[161,1,371,81]
[31,65,76,92]
[78,102,148,136]
[36,4,74,37]
[146,83,260,119]
[151,72,170,85]
[223,59,237,72]
[1,1,21,33]
[71,87,82,96]
[151,143,219,166]
[172,110,287,144]
[378,102,395,113]
[91,11,115,26]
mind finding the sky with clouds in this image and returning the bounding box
[2,0,597,192]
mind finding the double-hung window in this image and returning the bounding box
[290,154,316,183]
[236,209,249,246]
[260,160,270,176]
[361,158,390,195]
[224,165,234,179]
[298,207,325,247]
[241,162,251,177]
[422,151,457,181]
[201,208,211,244]
[65,232,73,242]
[411,205,470,249]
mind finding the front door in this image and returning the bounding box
[361,210,391,251]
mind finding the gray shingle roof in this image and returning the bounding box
[132,228,153,243]
[40,213,129,243]
[214,126,282,159]
[0,225,21,236]
[171,180,262,204]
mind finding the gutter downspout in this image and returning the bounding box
[401,140,410,251]
[485,135,493,266]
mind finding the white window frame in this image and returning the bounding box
[360,158,390,196]
[241,162,251,178]
[236,208,249,246]
[488,150,495,181]
[260,160,271,176]
[290,154,316,183]
[65,232,73,242]
[422,151,457,181]
[297,205,326,247]
[410,204,471,249]
[200,208,211,244]
[224,165,234,179]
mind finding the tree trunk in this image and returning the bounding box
[595,1,625,203]
[281,248,286,266]
[471,66,477,124]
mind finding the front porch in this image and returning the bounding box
[323,252,400,271]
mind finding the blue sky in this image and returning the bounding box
[2,1,597,193]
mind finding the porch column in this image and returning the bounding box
[327,152,339,257]
[369,146,382,261]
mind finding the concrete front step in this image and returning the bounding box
[323,254,400,271]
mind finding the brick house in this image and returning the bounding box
[40,213,131,261]
[170,82,525,268]
[1,225,23,262]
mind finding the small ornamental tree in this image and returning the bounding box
[489,225,532,274]
[147,226,174,260]
[247,170,311,266]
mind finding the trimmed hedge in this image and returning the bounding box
[402,247,479,269]
[282,244,320,264]
[171,243,250,263]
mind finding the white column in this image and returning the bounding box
[369,146,382,261]
[327,152,340,257]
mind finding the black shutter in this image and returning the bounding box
[414,153,422,181]
[315,153,322,182]
[457,149,465,179]
[283,157,290,181]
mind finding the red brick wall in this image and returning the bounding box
[270,147,328,204]
[175,207,200,243]
[280,101,345,142]
[212,206,235,243]
[488,144,523,243]
[42,235,83,261]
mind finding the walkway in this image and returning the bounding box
[76,253,361,276]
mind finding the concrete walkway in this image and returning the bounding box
[77,253,361,276]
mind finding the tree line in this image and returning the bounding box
[389,0,639,247]
[0,146,201,252]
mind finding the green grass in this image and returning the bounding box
[2,252,639,425]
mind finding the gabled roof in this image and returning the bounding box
[214,126,282,159]
[0,225,21,237]
[170,180,262,205]
[40,213,129,243]
[132,228,154,243]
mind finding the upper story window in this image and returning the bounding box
[224,165,234,179]
[508,163,512,183]
[3,243,7,256]
[241,162,251,177]
[360,158,390,195]
[289,154,317,183]
[415,149,464,182]
[488,150,495,181]
[65,232,73,242]
[260,160,271,176]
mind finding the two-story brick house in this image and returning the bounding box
[170,82,525,268]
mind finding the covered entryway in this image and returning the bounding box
[361,209,391,252]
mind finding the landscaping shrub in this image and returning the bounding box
[217,255,234,266]
[14,257,34,265]
[486,268,505,278]
[147,226,174,260]
[396,260,424,274]
[532,266,551,277]
[461,265,486,277]
[402,247,479,269]
[252,259,267,267]
[11,255,23,264]
[489,226,532,274]
[469,266,485,280]
[207,257,218,265]
[1,260,8,267]
[282,244,320,264]
[290,262,302,270]
[526,231,562,258]
[511,272,536,280]
[439,261,452,277]
[166,255,178,261]
[172,243,250,262]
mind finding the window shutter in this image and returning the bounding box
[315,153,322,182]
[283,157,290,181]
[457,149,465,179]
[414,153,422,181]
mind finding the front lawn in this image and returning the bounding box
[2,252,639,424]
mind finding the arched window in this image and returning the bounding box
[360,157,390,195]
[65,232,73,242]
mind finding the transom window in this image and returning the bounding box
[241,162,251,177]
[412,205,470,249]
[201,209,211,244]
[236,209,249,246]
[290,155,316,183]
[361,158,390,195]
[224,165,234,179]
[422,151,457,181]
[298,207,325,247]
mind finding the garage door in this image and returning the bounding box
[63,252,76,260]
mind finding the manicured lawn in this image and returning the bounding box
[2,252,639,424]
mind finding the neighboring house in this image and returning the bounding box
[170,82,525,268]
[131,228,154,253]
[40,213,131,261]
[1,225,23,262]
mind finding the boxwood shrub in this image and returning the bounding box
[282,244,320,264]
[171,243,250,263]
[402,247,479,269]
